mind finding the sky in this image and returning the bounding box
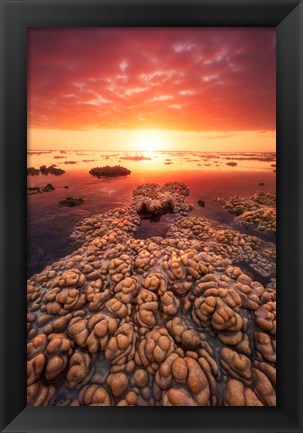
[28,28,276,152]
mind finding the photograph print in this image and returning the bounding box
[27,28,276,407]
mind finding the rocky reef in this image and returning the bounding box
[27,183,276,407]
[27,165,65,176]
[89,165,131,178]
[27,167,40,176]
[131,182,192,218]
[27,184,55,195]
[215,193,276,234]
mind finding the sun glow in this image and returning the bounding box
[134,130,168,152]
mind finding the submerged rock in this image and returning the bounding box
[42,184,55,193]
[27,186,41,195]
[27,184,55,195]
[59,197,84,207]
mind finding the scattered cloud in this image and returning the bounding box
[28,28,276,131]
[124,87,148,96]
[79,94,111,105]
[148,95,174,102]
[202,74,219,83]
[179,89,196,96]
[169,104,182,110]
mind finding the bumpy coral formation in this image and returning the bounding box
[215,193,276,233]
[131,182,192,217]
[165,215,275,278]
[70,207,141,244]
[27,183,276,406]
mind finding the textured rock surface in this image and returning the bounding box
[27,183,276,406]
[131,182,192,217]
[215,193,276,233]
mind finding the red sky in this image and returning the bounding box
[28,28,276,133]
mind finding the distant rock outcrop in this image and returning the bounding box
[89,165,131,178]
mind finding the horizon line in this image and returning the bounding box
[28,149,276,153]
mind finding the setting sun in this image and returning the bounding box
[134,130,168,152]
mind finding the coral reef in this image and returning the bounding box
[27,167,40,176]
[215,193,276,234]
[43,184,55,193]
[27,165,65,176]
[165,215,275,278]
[27,184,55,195]
[89,166,131,178]
[131,182,192,218]
[27,182,276,406]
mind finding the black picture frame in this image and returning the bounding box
[0,0,302,432]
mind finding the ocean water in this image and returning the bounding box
[27,150,276,278]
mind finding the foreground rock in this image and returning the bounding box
[166,215,275,278]
[27,184,276,407]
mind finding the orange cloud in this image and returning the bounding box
[28,28,276,133]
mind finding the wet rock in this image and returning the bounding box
[76,384,111,406]
[166,317,200,349]
[59,197,84,207]
[42,183,55,192]
[40,165,65,175]
[224,379,263,406]
[27,186,41,195]
[106,372,129,398]
[27,382,56,406]
[105,323,137,372]
[27,167,40,176]
[66,349,92,389]
[135,327,175,374]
